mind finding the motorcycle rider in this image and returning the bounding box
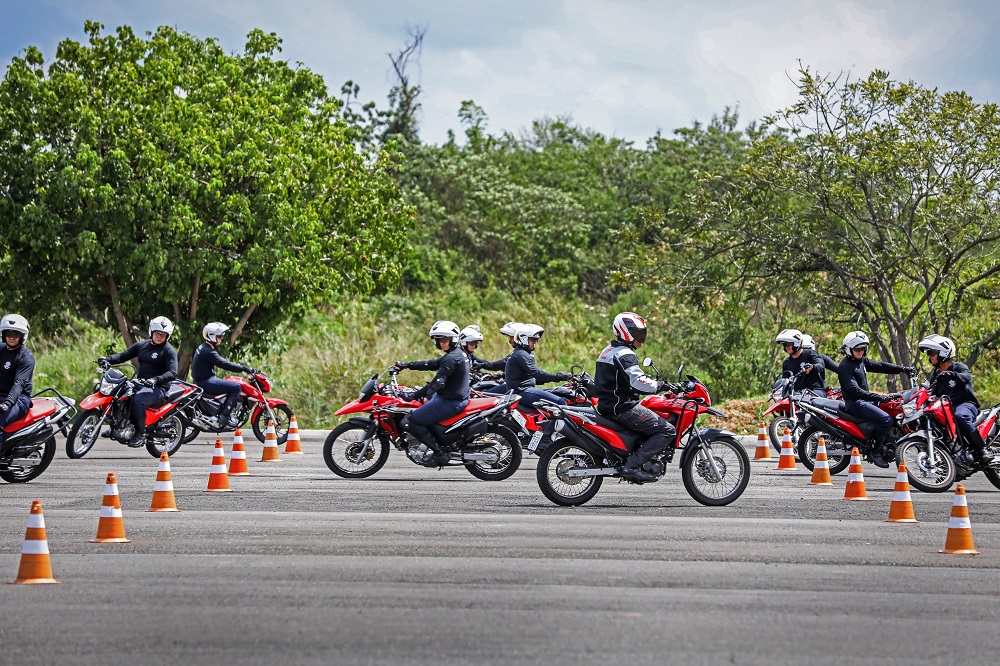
[393,321,471,467]
[837,330,915,468]
[775,329,827,392]
[595,312,677,483]
[0,314,34,457]
[481,322,522,394]
[801,334,840,375]
[98,316,178,447]
[191,322,254,429]
[919,334,995,466]
[503,324,572,408]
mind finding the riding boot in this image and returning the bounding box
[216,402,235,429]
[416,431,450,467]
[966,429,996,466]
[127,417,146,448]
[868,434,891,468]
[619,445,658,483]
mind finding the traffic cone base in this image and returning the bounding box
[777,427,797,470]
[284,414,303,454]
[843,447,872,500]
[260,419,282,462]
[886,462,917,523]
[205,439,233,492]
[10,501,60,585]
[229,428,250,476]
[941,484,980,554]
[809,438,833,486]
[149,452,180,512]
[91,472,132,543]
[754,422,773,461]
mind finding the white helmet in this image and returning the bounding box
[918,334,956,366]
[499,321,519,337]
[1,314,29,343]
[149,316,174,340]
[515,324,544,347]
[429,320,460,344]
[800,334,816,350]
[612,312,647,345]
[775,328,804,352]
[840,331,870,356]
[203,322,230,344]
[459,325,484,348]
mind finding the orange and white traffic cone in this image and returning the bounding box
[754,422,773,461]
[284,415,303,455]
[205,439,233,492]
[777,427,797,470]
[90,472,131,543]
[260,420,282,462]
[809,437,833,486]
[9,500,60,584]
[886,461,918,523]
[228,428,250,476]
[842,447,872,500]
[148,452,180,512]
[940,484,980,554]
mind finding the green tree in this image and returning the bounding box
[0,22,411,372]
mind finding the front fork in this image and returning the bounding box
[694,437,725,480]
[926,426,936,463]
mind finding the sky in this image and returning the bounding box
[3,0,999,145]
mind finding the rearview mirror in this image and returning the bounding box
[642,357,653,367]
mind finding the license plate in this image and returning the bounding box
[528,431,543,452]
[510,409,527,428]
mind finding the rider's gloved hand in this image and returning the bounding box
[657,381,678,393]
[937,370,956,380]
[134,378,154,388]
[0,402,9,414]
[557,372,573,381]
[97,356,110,367]
[879,393,902,403]
[801,363,813,372]
[393,361,410,372]
[242,365,255,374]
[904,366,916,377]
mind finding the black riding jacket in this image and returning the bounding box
[108,340,178,387]
[781,349,827,391]
[837,355,906,402]
[505,346,562,392]
[191,342,245,382]
[929,362,979,408]
[408,346,470,401]
[0,345,34,406]
[595,340,659,416]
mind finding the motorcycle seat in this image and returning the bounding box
[2,398,57,433]
[562,406,640,443]
[802,396,870,423]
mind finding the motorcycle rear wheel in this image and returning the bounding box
[796,426,852,475]
[896,436,956,493]
[145,414,185,458]
[66,409,104,459]
[1,436,56,483]
[681,436,750,506]
[324,422,390,478]
[465,424,522,481]
[535,441,605,506]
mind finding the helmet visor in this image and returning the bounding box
[631,327,647,345]
[851,344,869,352]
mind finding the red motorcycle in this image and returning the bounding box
[794,390,912,474]
[895,383,1000,492]
[763,370,842,452]
[66,361,201,458]
[531,361,750,507]
[323,367,524,480]
[1,389,76,483]
[180,369,294,445]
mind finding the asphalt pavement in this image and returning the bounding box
[2,431,1000,665]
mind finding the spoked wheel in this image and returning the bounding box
[180,413,201,444]
[768,415,795,452]
[145,414,186,458]
[681,436,750,506]
[1,437,56,483]
[323,422,390,478]
[896,436,956,493]
[535,442,605,506]
[465,424,522,481]
[797,426,852,475]
[253,404,293,445]
[66,409,103,459]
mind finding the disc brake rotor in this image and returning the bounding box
[697,456,726,483]
[346,439,375,464]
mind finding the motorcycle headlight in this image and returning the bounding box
[99,378,117,395]
[901,402,918,418]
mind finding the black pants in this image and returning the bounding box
[604,404,676,465]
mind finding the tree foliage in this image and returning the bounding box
[0,22,411,370]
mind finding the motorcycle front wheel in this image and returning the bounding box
[465,424,522,481]
[145,414,185,458]
[66,409,104,459]
[681,436,750,506]
[253,404,293,445]
[896,436,956,492]
[535,441,605,506]
[768,415,795,452]
[1,436,56,483]
[323,422,390,478]
[180,411,201,444]
[796,426,852,475]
